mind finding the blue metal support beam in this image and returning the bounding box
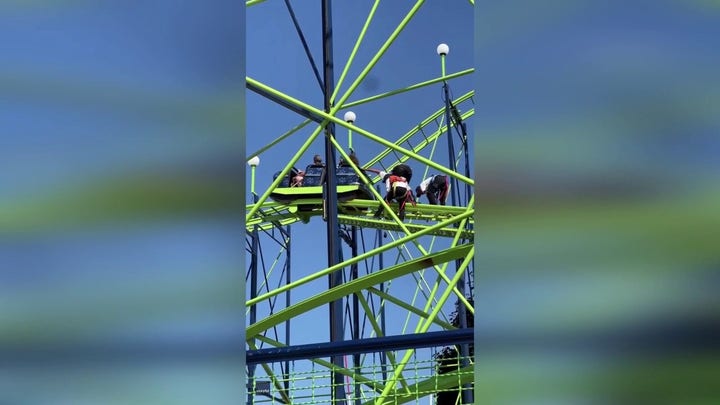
[246,328,473,365]
[443,79,473,404]
[320,0,345,402]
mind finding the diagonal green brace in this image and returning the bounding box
[246,210,473,306]
[246,244,471,339]
[342,68,474,109]
[246,77,473,186]
[366,287,455,330]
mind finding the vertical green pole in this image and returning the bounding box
[251,165,256,195]
[344,111,356,151]
[437,43,449,77]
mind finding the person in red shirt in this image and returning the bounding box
[373,166,415,221]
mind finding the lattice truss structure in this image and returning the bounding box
[246,1,474,404]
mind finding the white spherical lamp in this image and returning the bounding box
[344,111,356,123]
[436,43,449,56]
[248,156,260,167]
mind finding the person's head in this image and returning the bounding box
[313,154,323,165]
[349,152,359,166]
[415,186,423,198]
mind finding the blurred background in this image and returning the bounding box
[475,0,720,403]
[0,1,245,403]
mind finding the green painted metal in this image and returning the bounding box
[246,244,471,339]
[251,0,430,228]
[250,165,256,195]
[243,78,474,215]
[331,0,427,112]
[245,118,312,162]
[365,287,455,330]
[245,197,475,234]
[338,111,473,185]
[364,365,474,405]
[245,113,324,221]
[252,333,474,405]
[247,340,292,404]
[328,135,426,231]
[245,0,266,6]
[342,68,474,109]
[376,246,475,402]
[246,199,474,312]
[330,0,380,104]
[269,184,370,205]
[255,335,388,394]
[261,0,431,226]
[337,215,474,239]
[339,199,469,214]
[417,196,476,319]
[362,90,474,169]
[247,2,475,402]
[354,293,412,392]
[364,108,475,184]
[325,128,475,304]
[246,210,472,307]
[382,205,474,314]
[419,114,443,181]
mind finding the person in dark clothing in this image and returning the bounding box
[374,168,415,221]
[312,154,324,167]
[415,175,449,205]
[338,150,360,168]
[390,163,412,183]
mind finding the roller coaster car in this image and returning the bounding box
[270,165,375,210]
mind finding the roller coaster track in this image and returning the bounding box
[246,199,474,239]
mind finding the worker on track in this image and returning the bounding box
[416,174,449,205]
[390,163,412,183]
[374,167,415,221]
[338,150,360,168]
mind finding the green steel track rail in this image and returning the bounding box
[246,198,473,239]
[246,243,471,340]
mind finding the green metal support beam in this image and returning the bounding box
[246,244,471,339]
[255,335,388,394]
[365,287,455,330]
[375,246,475,403]
[246,210,473,307]
[342,68,474,109]
[246,77,473,187]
